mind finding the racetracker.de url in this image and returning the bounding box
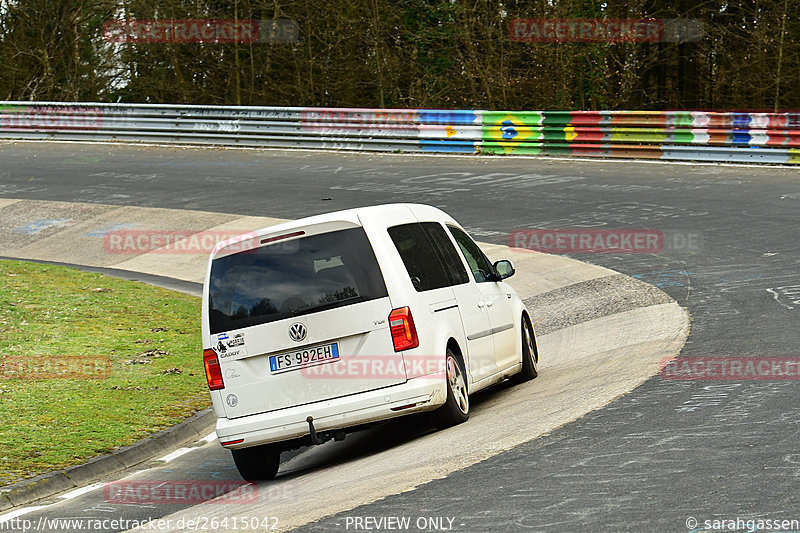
[0,516,279,532]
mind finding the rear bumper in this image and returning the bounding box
[214,376,447,449]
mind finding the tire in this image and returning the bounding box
[512,314,539,384]
[432,348,470,429]
[231,444,281,481]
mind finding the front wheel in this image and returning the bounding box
[231,444,281,481]
[512,315,539,384]
[432,349,470,429]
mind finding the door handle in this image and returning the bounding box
[477,301,485,308]
[486,301,494,307]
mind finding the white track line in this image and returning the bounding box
[57,483,104,501]
[157,448,195,464]
[0,505,49,523]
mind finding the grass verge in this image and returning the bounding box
[0,259,208,486]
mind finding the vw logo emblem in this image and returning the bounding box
[289,323,307,342]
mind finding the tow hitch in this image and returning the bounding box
[306,416,346,445]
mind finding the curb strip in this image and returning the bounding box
[0,408,216,510]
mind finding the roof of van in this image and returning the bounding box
[210,203,455,258]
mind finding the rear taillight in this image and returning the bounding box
[203,348,225,390]
[389,307,419,352]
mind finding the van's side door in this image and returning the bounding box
[387,221,498,383]
[421,222,498,382]
[447,225,518,374]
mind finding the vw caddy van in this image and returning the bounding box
[202,204,539,480]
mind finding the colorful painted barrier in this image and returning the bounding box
[1,102,798,164]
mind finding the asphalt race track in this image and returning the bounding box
[1,141,799,532]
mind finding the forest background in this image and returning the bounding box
[0,1,797,110]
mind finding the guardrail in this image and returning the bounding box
[1,101,799,164]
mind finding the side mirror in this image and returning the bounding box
[493,260,515,280]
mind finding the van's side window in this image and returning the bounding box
[388,222,468,291]
[420,222,469,286]
[447,225,495,283]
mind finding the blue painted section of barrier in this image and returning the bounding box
[732,131,752,145]
[732,114,751,128]
[419,139,477,153]
[418,110,478,125]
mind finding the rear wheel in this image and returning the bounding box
[512,315,539,384]
[231,444,281,481]
[432,348,470,429]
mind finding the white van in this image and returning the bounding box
[202,204,538,480]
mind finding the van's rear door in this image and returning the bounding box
[207,221,404,419]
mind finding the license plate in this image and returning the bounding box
[269,343,340,374]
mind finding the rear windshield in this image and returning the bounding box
[208,227,388,333]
